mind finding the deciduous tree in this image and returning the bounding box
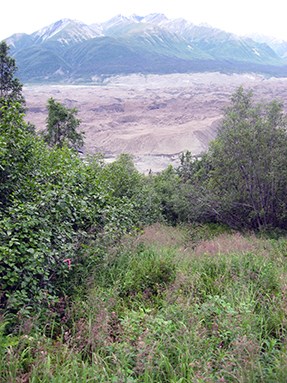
[208,87,287,229]
[0,41,25,109]
[175,87,287,230]
[43,97,84,149]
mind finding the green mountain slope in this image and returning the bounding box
[5,15,287,82]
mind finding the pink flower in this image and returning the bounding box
[63,258,72,269]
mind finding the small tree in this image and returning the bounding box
[0,100,35,210]
[43,97,84,149]
[0,41,25,109]
[208,87,287,229]
[174,87,287,230]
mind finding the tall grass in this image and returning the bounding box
[2,225,287,382]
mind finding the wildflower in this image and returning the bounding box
[63,258,72,269]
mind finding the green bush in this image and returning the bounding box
[0,103,160,319]
[173,88,287,230]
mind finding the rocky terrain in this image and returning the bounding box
[23,72,287,172]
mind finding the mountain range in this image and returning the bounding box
[5,14,287,83]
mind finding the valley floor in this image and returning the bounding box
[23,72,287,172]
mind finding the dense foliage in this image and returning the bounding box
[43,97,84,149]
[168,87,287,230]
[0,102,161,318]
[0,41,25,110]
[2,226,287,382]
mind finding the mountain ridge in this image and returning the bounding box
[5,14,287,82]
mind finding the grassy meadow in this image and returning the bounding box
[2,223,287,383]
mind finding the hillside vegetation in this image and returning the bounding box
[2,45,287,381]
[2,224,287,382]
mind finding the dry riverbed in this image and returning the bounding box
[23,72,287,172]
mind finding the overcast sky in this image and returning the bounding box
[1,0,286,41]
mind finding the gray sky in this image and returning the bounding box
[1,0,286,41]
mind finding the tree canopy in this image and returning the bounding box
[176,87,287,230]
[0,41,25,109]
[43,97,84,149]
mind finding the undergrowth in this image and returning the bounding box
[1,224,287,382]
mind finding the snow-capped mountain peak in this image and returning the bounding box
[6,13,287,82]
[32,19,102,45]
[102,14,136,30]
[249,33,287,59]
[33,19,73,41]
[142,13,169,25]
